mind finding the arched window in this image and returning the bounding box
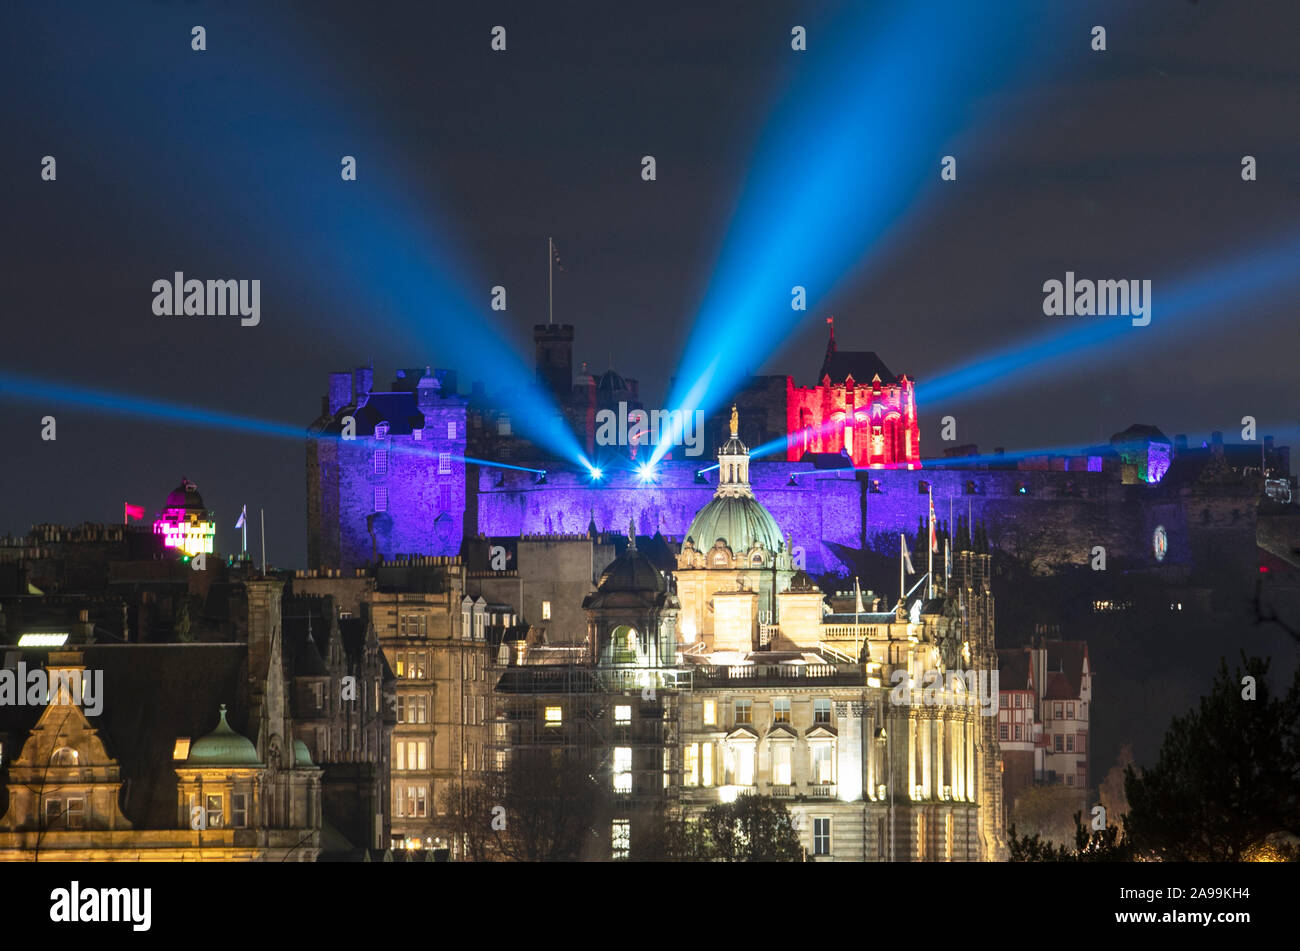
[51,747,79,766]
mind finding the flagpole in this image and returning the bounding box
[260,508,266,574]
[547,236,553,326]
[928,491,934,600]
[899,534,904,606]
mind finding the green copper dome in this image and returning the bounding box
[686,494,784,554]
[687,406,785,556]
[187,705,262,767]
[293,739,315,768]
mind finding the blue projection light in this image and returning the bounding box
[9,2,587,469]
[924,231,1300,409]
[652,0,1060,465]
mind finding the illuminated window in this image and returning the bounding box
[772,744,792,785]
[396,740,427,770]
[684,744,699,786]
[811,744,834,784]
[50,747,78,767]
[542,601,552,621]
[702,699,716,726]
[374,423,389,438]
[173,738,191,761]
[946,813,954,860]
[813,817,831,855]
[702,743,714,787]
[774,698,790,723]
[545,706,563,726]
[813,699,832,724]
[447,421,457,440]
[373,449,388,475]
[439,452,452,475]
[611,819,630,861]
[614,747,632,793]
[374,486,388,513]
[206,794,223,828]
[615,705,631,725]
[731,744,755,786]
[734,699,752,725]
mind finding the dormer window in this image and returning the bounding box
[374,422,390,438]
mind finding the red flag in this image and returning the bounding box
[124,503,146,523]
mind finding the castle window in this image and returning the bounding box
[439,452,452,475]
[374,423,389,438]
[374,486,388,513]
[412,429,422,441]
[373,449,388,475]
[542,601,552,621]
[447,421,457,440]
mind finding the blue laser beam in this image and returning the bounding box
[924,230,1300,409]
[652,0,1061,465]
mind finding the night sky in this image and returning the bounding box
[3,0,1298,569]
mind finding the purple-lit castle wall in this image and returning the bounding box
[309,369,468,571]
[472,461,1253,587]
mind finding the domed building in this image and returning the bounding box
[153,477,216,557]
[582,520,679,671]
[676,408,801,652]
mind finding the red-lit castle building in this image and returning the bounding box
[785,319,921,468]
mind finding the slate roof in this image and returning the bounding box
[819,350,897,386]
[0,644,250,830]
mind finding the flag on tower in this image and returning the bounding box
[124,503,145,523]
[901,535,915,574]
[234,506,247,530]
[551,238,563,272]
[854,577,865,614]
